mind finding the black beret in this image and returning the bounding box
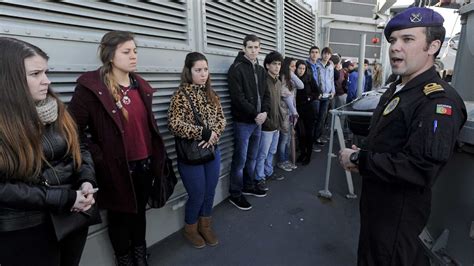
[384,7,444,41]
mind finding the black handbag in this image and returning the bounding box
[174,89,215,165]
[49,191,101,241]
[148,156,178,208]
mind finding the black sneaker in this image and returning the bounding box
[256,180,269,191]
[229,195,252,211]
[242,187,267,197]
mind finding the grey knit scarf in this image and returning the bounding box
[35,96,58,125]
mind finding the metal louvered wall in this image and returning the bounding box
[284,1,315,59]
[0,1,315,265]
[204,1,280,56]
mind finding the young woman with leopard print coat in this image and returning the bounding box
[168,52,226,249]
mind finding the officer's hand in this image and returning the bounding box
[338,148,357,171]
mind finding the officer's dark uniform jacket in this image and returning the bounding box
[357,67,467,265]
[228,51,270,124]
[0,124,96,232]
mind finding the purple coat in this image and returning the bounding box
[69,69,166,213]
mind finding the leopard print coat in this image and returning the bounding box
[168,84,226,141]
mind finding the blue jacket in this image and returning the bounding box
[346,68,365,103]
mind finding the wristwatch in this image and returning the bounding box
[350,151,360,165]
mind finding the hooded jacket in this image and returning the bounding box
[228,51,270,123]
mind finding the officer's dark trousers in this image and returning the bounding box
[357,179,431,266]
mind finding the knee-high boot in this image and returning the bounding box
[115,252,133,266]
[132,244,148,266]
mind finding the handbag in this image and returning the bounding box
[50,191,101,241]
[148,156,178,208]
[174,89,215,165]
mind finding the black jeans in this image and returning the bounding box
[0,220,88,266]
[296,103,315,159]
[107,158,152,256]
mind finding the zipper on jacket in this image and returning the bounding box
[42,135,55,161]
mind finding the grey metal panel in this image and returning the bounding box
[329,28,381,59]
[204,1,278,55]
[0,1,189,43]
[329,28,382,46]
[343,0,377,4]
[330,2,375,18]
[284,1,315,59]
[328,43,381,60]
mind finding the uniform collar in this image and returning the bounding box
[397,66,438,94]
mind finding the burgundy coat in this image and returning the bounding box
[69,69,166,213]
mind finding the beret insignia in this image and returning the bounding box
[410,13,422,23]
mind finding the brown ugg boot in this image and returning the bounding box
[183,223,206,248]
[198,216,219,246]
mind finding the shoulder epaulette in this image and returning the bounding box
[423,83,445,96]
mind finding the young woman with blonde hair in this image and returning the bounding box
[69,31,166,265]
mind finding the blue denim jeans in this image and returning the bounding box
[229,122,261,197]
[178,148,221,224]
[255,130,279,181]
[313,98,331,141]
[278,131,290,163]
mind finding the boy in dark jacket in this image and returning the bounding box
[254,51,285,192]
[228,34,270,210]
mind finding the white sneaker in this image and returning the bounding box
[285,161,297,170]
[277,162,292,172]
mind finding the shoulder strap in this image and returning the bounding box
[181,89,206,127]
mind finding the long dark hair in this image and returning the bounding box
[180,52,218,106]
[99,30,135,120]
[0,37,81,182]
[295,60,310,80]
[281,57,295,91]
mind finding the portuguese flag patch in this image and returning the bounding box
[436,104,452,116]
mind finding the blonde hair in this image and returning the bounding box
[373,63,384,89]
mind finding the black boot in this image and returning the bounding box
[115,252,133,266]
[133,245,149,266]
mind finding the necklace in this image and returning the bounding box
[121,86,132,105]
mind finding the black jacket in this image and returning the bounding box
[228,52,270,123]
[357,67,466,265]
[296,73,321,107]
[0,124,96,232]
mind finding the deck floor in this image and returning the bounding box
[148,143,362,266]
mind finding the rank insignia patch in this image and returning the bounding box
[436,104,452,116]
[383,97,400,116]
[423,83,444,95]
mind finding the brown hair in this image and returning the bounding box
[99,30,136,120]
[372,63,384,89]
[180,52,219,106]
[0,37,81,182]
